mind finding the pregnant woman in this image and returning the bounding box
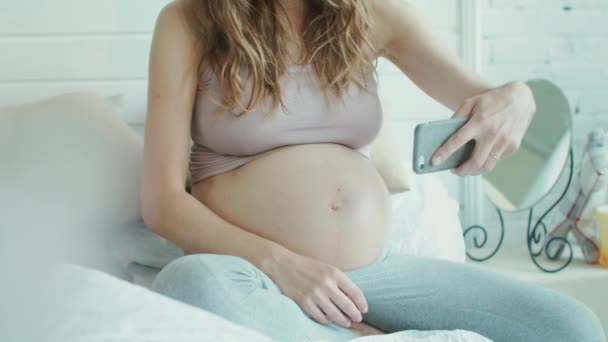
[141,0,605,341]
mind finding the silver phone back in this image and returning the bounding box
[412,117,476,174]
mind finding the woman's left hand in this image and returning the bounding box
[432,81,537,176]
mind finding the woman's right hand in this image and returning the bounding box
[262,248,368,328]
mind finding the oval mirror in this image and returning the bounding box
[482,79,572,211]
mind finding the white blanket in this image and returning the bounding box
[9,265,492,342]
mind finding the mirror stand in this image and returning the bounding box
[464,148,575,273]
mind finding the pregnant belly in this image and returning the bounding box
[192,144,391,271]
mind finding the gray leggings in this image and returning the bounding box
[151,249,605,342]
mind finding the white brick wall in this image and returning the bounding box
[0,0,169,123]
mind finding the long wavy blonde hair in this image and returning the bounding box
[181,0,377,115]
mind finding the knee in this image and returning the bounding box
[151,254,257,309]
[542,293,606,342]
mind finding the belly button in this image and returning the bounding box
[330,188,344,212]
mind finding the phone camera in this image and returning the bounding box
[418,156,425,170]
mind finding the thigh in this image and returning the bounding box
[346,254,604,342]
[152,253,278,309]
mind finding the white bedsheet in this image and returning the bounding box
[9,265,492,342]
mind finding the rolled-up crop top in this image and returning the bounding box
[189,62,383,186]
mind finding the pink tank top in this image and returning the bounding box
[189,63,383,186]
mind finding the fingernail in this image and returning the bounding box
[432,156,443,166]
[363,307,368,313]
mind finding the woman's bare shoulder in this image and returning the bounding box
[152,0,202,61]
[155,0,189,33]
[367,0,413,55]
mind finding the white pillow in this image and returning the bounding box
[386,164,466,263]
[0,93,143,277]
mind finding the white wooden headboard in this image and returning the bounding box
[0,0,466,195]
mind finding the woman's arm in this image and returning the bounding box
[141,2,284,271]
[370,0,536,176]
[371,0,491,111]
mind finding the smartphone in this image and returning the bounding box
[412,117,476,174]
